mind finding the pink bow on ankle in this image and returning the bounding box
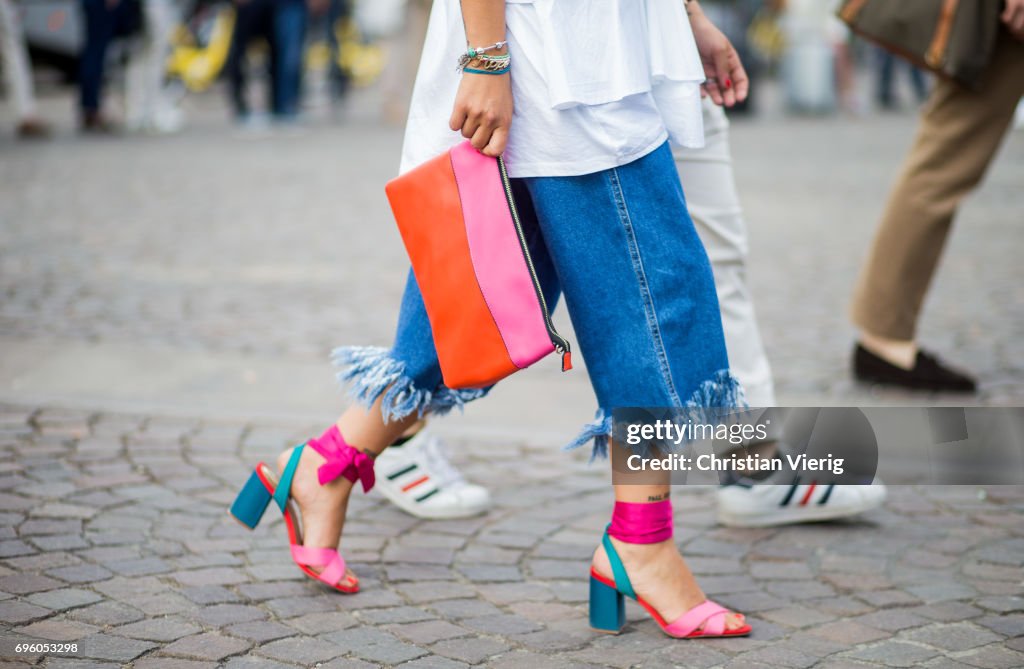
[307,426,376,493]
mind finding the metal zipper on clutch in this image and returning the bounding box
[497,156,573,372]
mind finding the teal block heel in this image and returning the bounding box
[589,574,625,634]
[229,469,272,529]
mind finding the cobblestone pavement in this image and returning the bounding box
[0,405,1022,669]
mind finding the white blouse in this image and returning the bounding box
[399,0,707,178]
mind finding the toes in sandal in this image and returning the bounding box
[229,426,375,594]
[589,528,751,638]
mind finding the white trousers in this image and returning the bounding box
[675,101,776,406]
[0,0,36,120]
[126,0,177,126]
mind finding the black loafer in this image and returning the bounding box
[852,344,977,393]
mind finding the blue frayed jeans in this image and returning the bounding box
[335,142,743,456]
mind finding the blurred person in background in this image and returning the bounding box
[225,0,276,124]
[0,0,51,138]
[781,0,862,114]
[125,0,184,133]
[875,49,928,111]
[323,0,352,106]
[849,2,1024,392]
[79,0,140,132]
[271,0,313,121]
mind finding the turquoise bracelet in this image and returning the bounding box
[463,65,510,75]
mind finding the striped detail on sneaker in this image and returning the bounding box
[779,481,836,507]
[383,462,440,504]
[387,463,418,480]
[401,475,430,492]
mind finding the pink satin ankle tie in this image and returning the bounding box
[608,500,673,544]
[307,425,376,492]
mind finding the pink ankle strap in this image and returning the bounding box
[608,500,673,544]
[307,425,376,493]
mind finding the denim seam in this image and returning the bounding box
[606,167,682,406]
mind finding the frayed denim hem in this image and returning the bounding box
[685,369,748,419]
[331,346,487,424]
[564,410,613,462]
[565,369,748,461]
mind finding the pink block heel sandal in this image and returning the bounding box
[589,501,751,638]
[228,426,375,594]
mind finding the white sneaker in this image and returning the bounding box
[716,481,887,528]
[374,429,492,519]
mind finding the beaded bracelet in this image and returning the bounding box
[457,41,509,71]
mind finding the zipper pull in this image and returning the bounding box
[561,349,572,372]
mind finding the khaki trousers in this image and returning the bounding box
[851,29,1024,340]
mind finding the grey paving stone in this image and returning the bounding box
[457,565,523,583]
[67,601,145,626]
[759,606,837,628]
[28,535,90,551]
[975,613,1024,637]
[845,640,942,667]
[0,541,36,558]
[912,601,985,622]
[104,557,172,576]
[192,604,268,627]
[256,637,347,664]
[283,611,358,635]
[808,620,890,644]
[0,601,53,624]
[323,626,428,663]
[430,636,511,664]
[162,632,252,661]
[461,614,543,635]
[26,588,102,611]
[16,618,100,641]
[171,568,250,587]
[975,596,1024,613]
[735,644,819,668]
[133,658,219,669]
[396,582,478,604]
[41,660,119,669]
[903,622,1003,652]
[112,617,202,641]
[852,608,930,632]
[0,574,64,595]
[388,620,471,645]
[943,644,1023,669]
[397,656,471,669]
[907,582,979,603]
[18,520,82,536]
[180,585,241,605]
[222,656,303,669]
[263,595,338,618]
[359,606,437,625]
[487,651,579,669]
[75,633,158,662]
[44,565,113,584]
[234,582,308,601]
[224,621,296,642]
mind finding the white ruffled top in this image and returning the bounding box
[400,0,707,178]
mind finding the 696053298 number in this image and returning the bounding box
[14,643,78,654]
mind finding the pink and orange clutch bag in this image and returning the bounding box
[385,141,571,390]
